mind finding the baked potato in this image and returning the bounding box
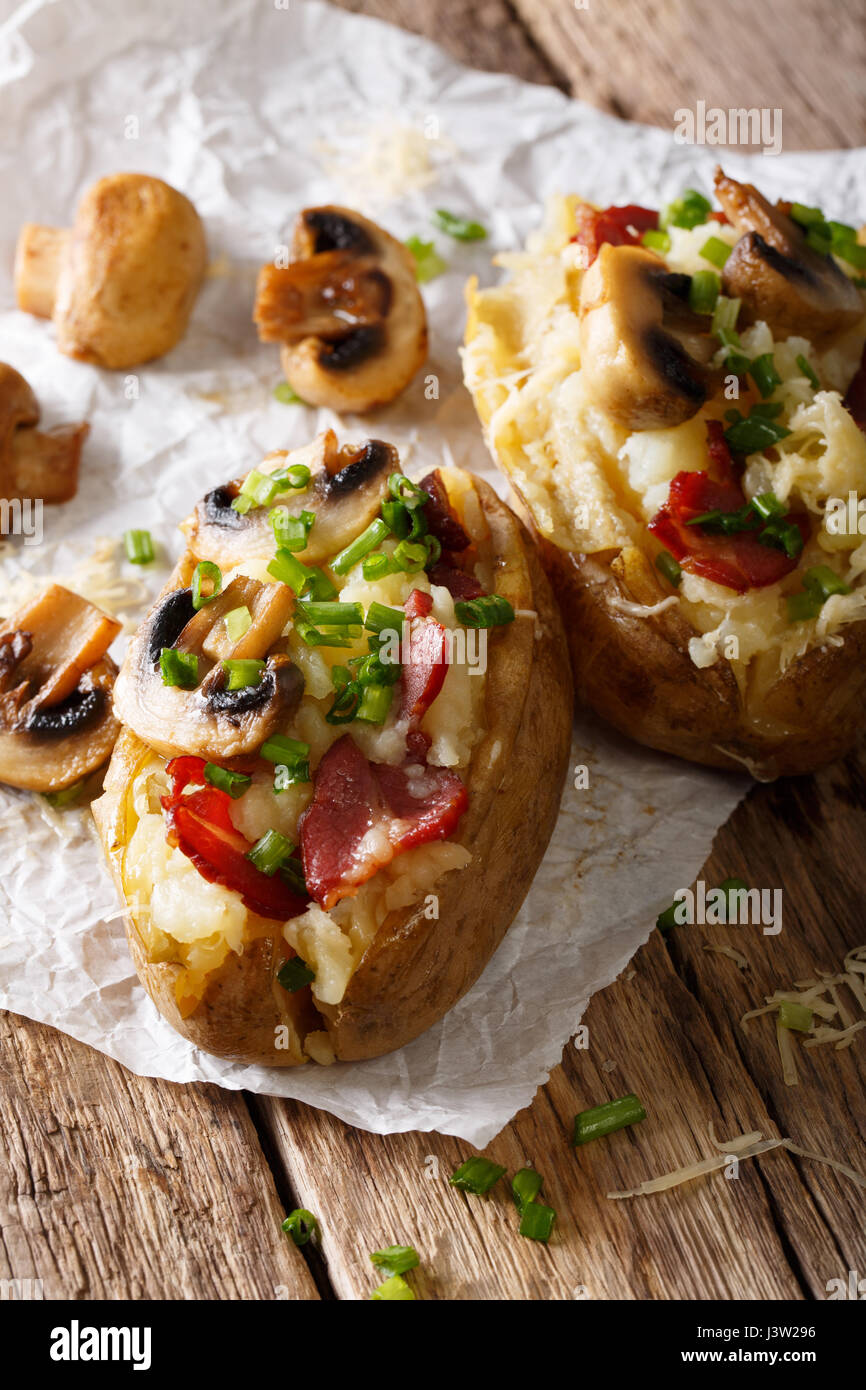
[464,170,866,778]
[93,433,572,1064]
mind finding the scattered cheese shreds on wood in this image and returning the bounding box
[776,1017,799,1087]
[804,1021,866,1051]
[781,1140,866,1191]
[703,943,749,969]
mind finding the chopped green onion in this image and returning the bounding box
[519,1203,556,1243]
[371,1274,415,1301]
[758,517,804,559]
[688,270,720,314]
[835,240,866,270]
[261,734,309,764]
[700,235,733,268]
[370,1246,420,1277]
[405,235,447,283]
[724,412,791,454]
[282,1209,318,1245]
[123,529,154,565]
[362,552,397,581]
[293,620,356,648]
[203,764,251,798]
[233,464,310,515]
[654,550,682,588]
[790,202,824,228]
[191,560,222,611]
[718,876,749,922]
[828,219,858,243]
[712,295,741,337]
[716,327,751,376]
[380,499,412,538]
[779,1000,813,1033]
[247,828,294,876]
[804,565,851,601]
[277,956,315,992]
[357,683,393,724]
[268,548,335,599]
[749,353,782,400]
[297,600,364,628]
[43,780,85,809]
[432,208,487,241]
[274,381,305,405]
[641,228,670,254]
[573,1094,647,1146]
[326,676,363,725]
[160,648,198,688]
[225,606,252,643]
[388,473,429,508]
[656,900,682,932]
[449,1157,506,1195]
[272,463,312,491]
[660,188,712,231]
[787,591,823,623]
[751,493,786,520]
[392,539,428,573]
[365,602,405,635]
[222,658,265,690]
[331,518,390,576]
[511,1168,543,1214]
[796,354,820,390]
[454,594,515,628]
[270,506,315,552]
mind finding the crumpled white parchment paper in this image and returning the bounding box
[1,0,861,1144]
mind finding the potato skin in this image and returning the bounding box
[93,475,573,1064]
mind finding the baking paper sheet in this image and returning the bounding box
[1,0,861,1145]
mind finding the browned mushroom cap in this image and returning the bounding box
[0,364,87,516]
[15,174,207,369]
[181,428,399,570]
[113,575,303,762]
[579,244,716,431]
[714,168,864,348]
[253,206,427,413]
[0,585,120,792]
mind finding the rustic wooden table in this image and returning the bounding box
[2,0,865,1302]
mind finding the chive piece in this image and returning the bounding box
[656,900,682,932]
[356,683,393,724]
[700,235,733,268]
[331,518,391,576]
[270,507,315,552]
[790,202,825,228]
[388,473,429,508]
[750,353,782,400]
[796,354,820,390]
[449,1157,506,1195]
[432,208,487,241]
[779,1000,813,1033]
[247,828,294,876]
[326,680,362,725]
[261,734,310,765]
[191,560,222,611]
[274,381,305,405]
[660,188,712,231]
[233,463,311,514]
[750,492,786,521]
[519,1203,556,1243]
[267,548,315,594]
[222,658,265,690]
[654,550,682,588]
[371,1274,415,1301]
[454,594,515,628]
[293,620,356,649]
[43,779,85,809]
[380,499,412,538]
[834,240,866,270]
[758,517,804,559]
[225,606,252,643]
[123,528,155,565]
[296,600,364,628]
[282,1209,318,1246]
[804,565,852,601]
[718,876,749,922]
[688,270,720,314]
[641,228,671,254]
[203,764,251,799]
[712,295,741,337]
[787,591,823,623]
[392,539,428,574]
[362,552,397,581]
[405,235,447,283]
[160,648,198,688]
[512,1168,544,1214]
[277,956,315,992]
[370,1246,420,1277]
[365,602,405,635]
[573,1094,647,1146]
[724,413,791,454]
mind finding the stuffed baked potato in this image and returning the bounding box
[93,433,572,1064]
[464,169,866,778]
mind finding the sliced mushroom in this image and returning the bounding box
[0,585,120,791]
[181,428,399,569]
[714,168,864,347]
[114,575,303,762]
[0,363,87,516]
[15,173,207,369]
[253,206,427,413]
[579,244,715,431]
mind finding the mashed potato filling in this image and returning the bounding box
[465,193,866,680]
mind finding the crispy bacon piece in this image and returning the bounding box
[427,559,484,600]
[418,469,470,551]
[399,591,448,726]
[299,735,467,908]
[844,340,866,432]
[162,756,307,921]
[571,204,659,265]
[705,417,738,487]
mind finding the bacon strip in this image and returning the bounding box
[419,469,470,551]
[571,204,659,265]
[300,735,467,909]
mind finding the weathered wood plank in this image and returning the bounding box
[513,0,866,150]
[0,1012,319,1300]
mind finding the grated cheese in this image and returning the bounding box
[703,943,749,970]
[0,536,153,633]
[740,944,866,1084]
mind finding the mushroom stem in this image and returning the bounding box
[14,224,70,319]
[8,422,88,505]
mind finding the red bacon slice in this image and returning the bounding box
[419,469,470,551]
[399,592,449,725]
[571,204,659,265]
[162,756,308,921]
[427,559,484,600]
[300,736,467,908]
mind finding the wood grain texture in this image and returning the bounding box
[0,1013,318,1300]
[512,0,866,149]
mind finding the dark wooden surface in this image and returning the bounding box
[2,0,865,1301]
